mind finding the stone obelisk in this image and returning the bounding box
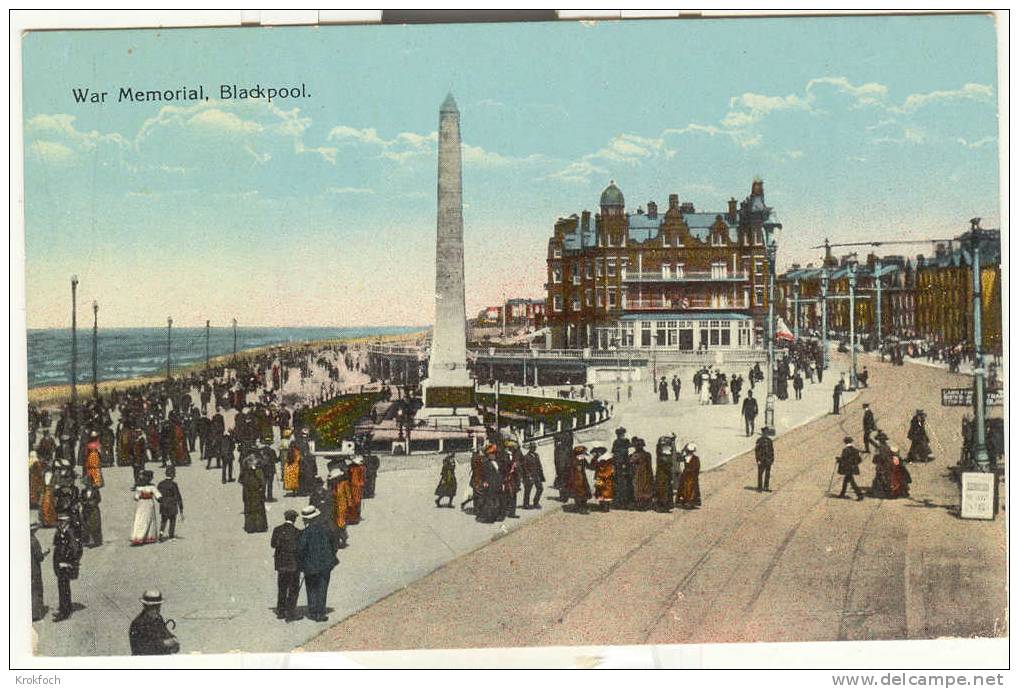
[421,92,474,411]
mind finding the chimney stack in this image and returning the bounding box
[668,194,679,211]
[647,201,658,219]
[728,197,737,218]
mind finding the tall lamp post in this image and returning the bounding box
[166,316,173,379]
[91,300,99,399]
[968,218,990,472]
[70,275,79,425]
[232,318,238,360]
[763,221,782,430]
[847,255,859,389]
[205,320,211,368]
[820,267,830,370]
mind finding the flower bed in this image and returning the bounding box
[296,392,383,450]
[475,393,603,430]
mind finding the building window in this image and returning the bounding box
[585,288,593,307]
[553,295,563,312]
[585,261,593,279]
[676,263,685,278]
[552,267,562,284]
[754,259,764,277]
[553,246,562,258]
[596,289,604,307]
[641,321,652,347]
[656,322,667,346]
[755,287,765,306]
[571,262,580,285]
[662,263,671,279]
[607,288,617,308]
[607,258,617,277]
[596,260,603,278]
[571,297,581,312]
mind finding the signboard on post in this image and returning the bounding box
[960,472,997,520]
[941,388,1004,407]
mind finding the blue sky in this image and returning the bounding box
[22,15,1001,327]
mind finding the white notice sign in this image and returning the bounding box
[960,472,996,520]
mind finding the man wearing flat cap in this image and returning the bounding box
[129,590,180,655]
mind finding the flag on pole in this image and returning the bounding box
[775,317,795,342]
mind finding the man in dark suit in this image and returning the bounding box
[520,441,546,509]
[220,430,236,483]
[862,403,877,454]
[270,510,301,620]
[741,391,759,437]
[755,427,775,492]
[836,436,865,500]
[157,467,184,540]
[297,505,338,622]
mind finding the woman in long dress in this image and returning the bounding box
[39,467,58,527]
[677,443,701,509]
[29,451,45,509]
[630,438,654,511]
[590,447,614,512]
[887,448,912,499]
[81,486,103,547]
[84,432,104,488]
[239,458,268,533]
[434,453,457,508]
[130,471,161,545]
[282,432,301,495]
[346,458,365,525]
[699,373,711,405]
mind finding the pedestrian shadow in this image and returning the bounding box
[902,496,962,517]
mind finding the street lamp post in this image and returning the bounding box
[968,219,990,472]
[166,316,173,379]
[232,318,238,359]
[847,256,859,389]
[205,320,211,368]
[793,279,800,340]
[820,268,830,370]
[91,300,99,399]
[763,222,781,429]
[70,275,79,418]
[874,257,883,351]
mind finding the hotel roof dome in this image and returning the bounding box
[600,180,624,208]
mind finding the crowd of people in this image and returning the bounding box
[27,341,384,646]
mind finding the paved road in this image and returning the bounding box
[303,354,1006,653]
[28,353,847,658]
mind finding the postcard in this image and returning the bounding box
[11,11,1007,670]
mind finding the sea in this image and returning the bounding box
[25,326,424,389]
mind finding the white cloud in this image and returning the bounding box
[542,159,607,184]
[188,108,263,135]
[893,83,993,114]
[806,76,888,106]
[956,136,996,149]
[27,140,75,164]
[327,186,374,195]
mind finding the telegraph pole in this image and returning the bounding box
[205,319,211,367]
[874,257,883,350]
[764,222,782,429]
[968,219,990,471]
[70,275,79,422]
[232,318,238,359]
[166,316,173,379]
[847,256,859,389]
[91,300,99,399]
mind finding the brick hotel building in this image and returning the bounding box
[545,180,775,351]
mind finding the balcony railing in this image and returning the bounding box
[625,298,745,311]
[622,270,749,283]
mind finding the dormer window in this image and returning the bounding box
[552,245,562,258]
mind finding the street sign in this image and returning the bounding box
[960,472,997,520]
[941,388,1004,407]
